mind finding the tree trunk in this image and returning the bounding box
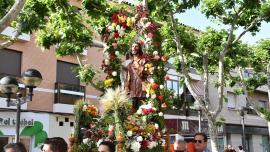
[208,117,219,152]
[0,0,26,33]
[267,62,270,141]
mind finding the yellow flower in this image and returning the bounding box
[118,15,127,23]
[104,78,114,87]
[150,89,155,94]
[111,23,117,28]
[126,17,134,27]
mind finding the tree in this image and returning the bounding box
[145,0,270,151]
[0,0,107,50]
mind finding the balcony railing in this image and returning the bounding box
[54,82,85,105]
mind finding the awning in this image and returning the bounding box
[190,80,204,96]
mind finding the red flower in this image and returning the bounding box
[122,23,127,29]
[141,140,149,149]
[149,108,155,113]
[158,95,163,101]
[142,108,149,115]
[114,32,119,39]
[164,75,170,80]
[151,83,159,90]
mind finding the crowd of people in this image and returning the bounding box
[3,132,246,152]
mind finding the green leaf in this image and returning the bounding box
[35,131,48,147]
[20,121,43,136]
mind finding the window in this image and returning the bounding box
[262,135,270,152]
[181,121,189,131]
[0,49,21,78]
[258,100,267,108]
[166,75,183,95]
[227,92,236,109]
[0,49,23,99]
[55,61,85,105]
[57,61,79,85]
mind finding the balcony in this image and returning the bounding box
[54,82,85,105]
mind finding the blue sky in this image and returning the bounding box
[124,0,270,45]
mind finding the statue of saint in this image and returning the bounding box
[124,42,148,110]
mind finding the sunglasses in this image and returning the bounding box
[194,140,203,143]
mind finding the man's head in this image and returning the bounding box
[174,134,186,152]
[4,142,27,152]
[194,133,208,152]
[131,42,143,56]
[98,141,115,152]
[238,145,243,150]
[41,137,67,152]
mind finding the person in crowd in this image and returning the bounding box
[228,145,236,152]
[4,142,27,152]
[224,147,230,152]
[194,133,211,152]
[238,145,244,152]
[41,137,68,152]
[98,141,115,152]
[172,134,187,152]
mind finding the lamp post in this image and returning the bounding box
[0,69,42,143]
[194,100,202,132]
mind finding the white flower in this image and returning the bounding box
[107,26,113,32]
[112,71,117,76]
[151,94,156,99]
[147,141,157,149]
[115,51,120,56]
[96,139,103,147]
[136,136,143,142]
[136,108,143,115]
[157,66,161,70]
[146,93,150,98]
[153,51,158,55]
[131,141,141,152]
[108,125,114,131]
[116,25,121,31]
[82,105,87,111]
[142,116,147,122]
[162,128,167,133]
[83,138,90,144]
[159,112,163,116]
[155,123,159,129]
[149,78,154,83]
[159,85,164,89]
[174,92,178,97]
[104,59,109,65]
[127,130,133,137]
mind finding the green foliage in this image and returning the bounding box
[258,108,270,121]
[77,64,97,85]
[202,0,270,34]
[0,0,14,18]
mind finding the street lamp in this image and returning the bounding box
[194,100,202,132]
[0,69,42,143]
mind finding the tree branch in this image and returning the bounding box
[91,40,105,48]
[203,51,211,107]
[233,18,259,44]
[0,0,26,33]
[0,22,22,50]
[170,10,207,113]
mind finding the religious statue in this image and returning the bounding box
[124,42,148,110]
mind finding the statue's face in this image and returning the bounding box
[131,43,140,55]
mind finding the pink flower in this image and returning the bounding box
[147,33,154,38]
[112,42,117,49]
